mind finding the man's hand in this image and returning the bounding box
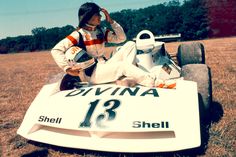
[66,66,82,76]
[101,8,114,24]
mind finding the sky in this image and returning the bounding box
[0,0,180,39]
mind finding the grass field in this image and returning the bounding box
[0,37,235,157]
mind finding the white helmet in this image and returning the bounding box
[65,46,96,70]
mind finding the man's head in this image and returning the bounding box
[78,2,101,27]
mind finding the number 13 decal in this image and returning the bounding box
[79,99,121,128]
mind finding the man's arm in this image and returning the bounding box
[51,31,82,76]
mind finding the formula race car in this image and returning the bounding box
[17,30,212,153]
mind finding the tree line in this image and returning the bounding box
[0,25,75,54]
[0,0,235,54]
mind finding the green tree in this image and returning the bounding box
[180,0,209,40]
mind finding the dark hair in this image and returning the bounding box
[78,2,101,27]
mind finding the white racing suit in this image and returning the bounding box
[51,21,155,87]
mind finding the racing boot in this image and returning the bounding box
[155,79,165,88]
[138,74,155,87]
[155,78,177,89]
[164,79,177,89]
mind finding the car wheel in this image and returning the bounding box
[181,64,212,120]
[177,42,205,67]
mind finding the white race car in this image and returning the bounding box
[17,30,212,153]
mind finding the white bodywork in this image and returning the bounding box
[17,81,200,152]
[17,30,201,152]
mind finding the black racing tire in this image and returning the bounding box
[177,42,205,67]
[181,64,212,120]
[60,74,81,91]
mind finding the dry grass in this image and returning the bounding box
[0,38,235,157]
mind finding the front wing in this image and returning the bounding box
[17,80,200,152]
